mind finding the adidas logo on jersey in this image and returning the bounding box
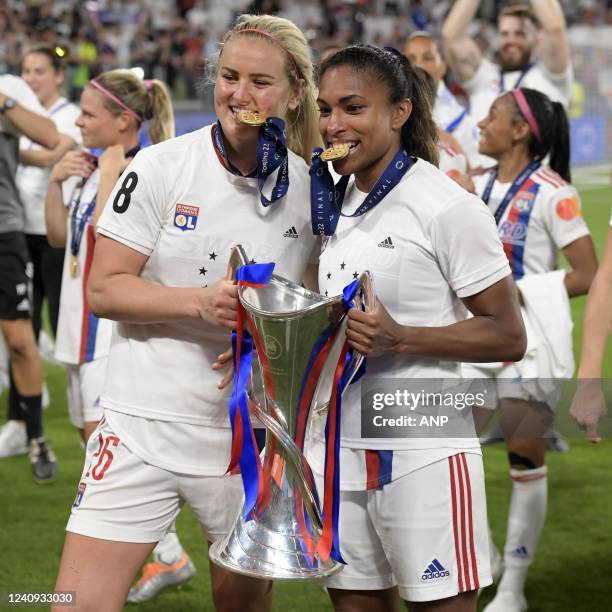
[378,236,394,249]
[421,559,450,581]
[283,226,299,238]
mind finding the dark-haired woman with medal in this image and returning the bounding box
[308,45,526,612]
[52,15,322,612]
[459,88,597,612]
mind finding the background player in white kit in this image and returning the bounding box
[52,14,321,612]
[0,48,80,464]
[459,88,597,612]
[46,68,197,605]
[310,44,526,612]
[403,31,481,169]
[442,1,572,125]
[19,46,82,342]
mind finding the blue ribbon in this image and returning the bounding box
[229,330,260,519]
[481,160,541,226]
[69,180,97,261]
[235,262,275,285]
[445,108,467,133]
[230,262,275,519]
[257,117,289,206]
[310,147,413,236]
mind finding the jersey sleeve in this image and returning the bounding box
[56,106,83,146]
[0,75,46,137]
[544,184,590,249]
[536,63,574,104]
[96,152,168,256]
[461,57,497,95]
[430,194,511,298]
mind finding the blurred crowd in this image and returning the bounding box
[1,0,612,103]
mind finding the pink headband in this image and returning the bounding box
[89,78,143,123]
[511,88,542,143]
[236,28,304,80]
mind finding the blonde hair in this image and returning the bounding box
[88,69,175,144]
[219,14,322,162]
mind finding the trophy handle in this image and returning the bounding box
[247,393,323,532]
[227,244,250,281]
[342,270,376,390]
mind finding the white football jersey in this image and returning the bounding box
[55,168,114,365]
[315,159,511,451]
[96,125,316,428]
[464,57,573,125]
[0,75,45,137]
[17,98,82,235]
[473,166,590,280]
[434,81,480,168]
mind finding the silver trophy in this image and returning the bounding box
[209,245,374,580]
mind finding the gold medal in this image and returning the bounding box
[70,255,78,278]
[320,144,350,162]
[236,109,266,126]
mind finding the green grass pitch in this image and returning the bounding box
[0,184,610,611]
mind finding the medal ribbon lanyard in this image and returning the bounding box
[481,160,541,225]
[310,148,413,236]
[499,63,533,93]
[69,177,97,275]
[214,119,289,206]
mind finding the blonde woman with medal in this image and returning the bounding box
[309,45,526,612]
[459,88,597,612]
[52,15,321,612]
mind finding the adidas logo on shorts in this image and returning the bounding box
[283,226,299,238]
[378,236,394,249]
[421,558,450,581]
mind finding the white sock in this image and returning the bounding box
[498,465,547,593]
[153,531,184,565]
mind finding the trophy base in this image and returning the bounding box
[209,481,344,580]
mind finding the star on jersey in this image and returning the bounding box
[326,272,332,279]
[199,266,208,276]
[340,262,346,270]
[209,252,217,260]
[353,271,358,279]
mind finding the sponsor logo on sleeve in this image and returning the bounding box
[555,197,581,221]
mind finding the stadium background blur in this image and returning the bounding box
[0,1,610,611]
[1,0,612,165]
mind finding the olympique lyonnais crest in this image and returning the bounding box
[174,203,200,231]
[513,190,535,213]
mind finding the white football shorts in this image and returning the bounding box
[66,359,106,429]
[319,452,492,602]
[67,417,243,543]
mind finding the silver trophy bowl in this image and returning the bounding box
[209,245,374,580]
